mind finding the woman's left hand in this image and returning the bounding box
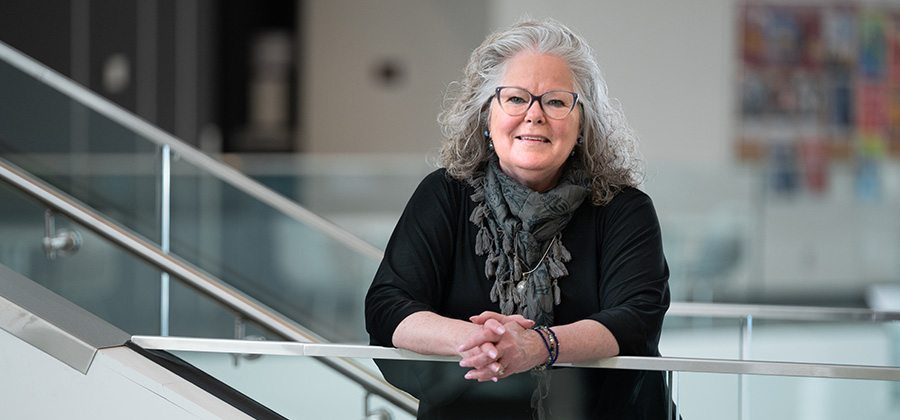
[458,312,543,382]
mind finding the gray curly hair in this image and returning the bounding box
[437,18,644,205]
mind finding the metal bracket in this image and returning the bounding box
[231,315,266,366]
[43,209,82,260]
[364,392,394,420]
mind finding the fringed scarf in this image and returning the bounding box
[469,158,591,418]
[470,158,591,325]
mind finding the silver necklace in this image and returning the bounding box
[514,235,557,294]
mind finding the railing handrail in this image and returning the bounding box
[0,157,417,415]
[668,302,900,322]
[0,40,383,263]
[130,336,900,382]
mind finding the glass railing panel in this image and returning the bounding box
[1,46,379,345]
[127,338,899,420]
[744,376,897,420]
[0,180,161,335]
[225,154,432,249]
[645,161,900,308]
[660,317,746,360]
[0,58,162,245]
[675,372,900,420]
[673,372,739,420]
[0,168,279,341]
[661,315,899,370]
[643,163,761,306]
[168,158,380,344]
[170,351,416,420]
[746,319,899,367]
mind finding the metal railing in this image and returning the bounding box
[0,156,417,415]
[668,302,900,322]
[0,39,405,411]
[6,153,900,417]
[0,40,383,263]
[130,335,900,382]
[131,334,900,420]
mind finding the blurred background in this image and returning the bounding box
[1,1,900,419]
[2,0,899,322]
[2,0,899,307]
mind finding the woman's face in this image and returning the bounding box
[489,51,581,192]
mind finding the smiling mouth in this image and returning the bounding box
[516,136,550,143]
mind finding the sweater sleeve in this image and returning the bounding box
[588,188,671,356]
[364,169,462,347]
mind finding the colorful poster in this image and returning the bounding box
[738,3,900,162]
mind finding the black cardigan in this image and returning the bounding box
[365,169,673,419]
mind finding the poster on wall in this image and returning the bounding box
[737,2,900,196]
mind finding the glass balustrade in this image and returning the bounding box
[0,180,162,335]
[0,176,274,341]
[138,338,897,420]
[167,158,381,342]
[0,57,162,244]
[0,45,383,344]
[170,350,416,420]
[662,316,899,367]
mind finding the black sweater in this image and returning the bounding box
[366,169,673,419]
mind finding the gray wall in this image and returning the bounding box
[299,0,489,155]
[299,0,735,166]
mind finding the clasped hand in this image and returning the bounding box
[456,311,537,382]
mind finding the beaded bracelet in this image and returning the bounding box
[532,325,559,370]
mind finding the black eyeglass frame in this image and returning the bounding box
[493,86,580,119]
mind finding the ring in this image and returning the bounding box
[496,364,505,376]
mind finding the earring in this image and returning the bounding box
[577,137,583,145]
[489,140,494,152]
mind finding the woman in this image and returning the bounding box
[365,18,672,419]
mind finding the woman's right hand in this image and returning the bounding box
[456,314,510,371]
[457,312,542,381]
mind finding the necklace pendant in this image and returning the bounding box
[516,276,527,294]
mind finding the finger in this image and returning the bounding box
[468,311,503,325]
[463,362,506,382]
[459,342,500,368]
[506,315,536,329]
[459,353,495,369]
[457,327,501,353]
[482,318,507,335]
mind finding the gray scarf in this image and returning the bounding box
[470,158,591,326]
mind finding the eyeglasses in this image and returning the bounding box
[494,86,579,119]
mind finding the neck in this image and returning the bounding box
[502,166,564,193]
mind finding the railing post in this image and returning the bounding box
[739,315,753,420]
[667,370,674,419]
[160,144,171,336]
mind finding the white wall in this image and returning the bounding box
[489,0,737,166]
[301,0,738,166]
[300,0,489,155]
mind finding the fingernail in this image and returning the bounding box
[497,326,506,334]
[492,377,498,383]
[465,372,473,380]
[459,361,468,367]
[488,350,497,359]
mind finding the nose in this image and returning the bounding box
[524,98,545,123]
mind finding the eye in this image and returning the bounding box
[505,95,527,104]
[545,98,568,108]
[543,92,573,108]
